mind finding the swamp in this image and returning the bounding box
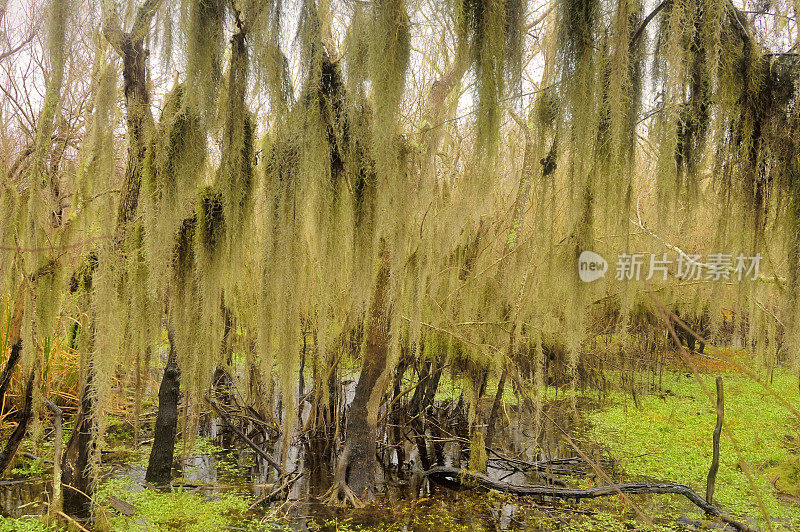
[1,0,800,530]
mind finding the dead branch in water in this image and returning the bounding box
[248,471,304,509]
[425,466,755,532]
[487,449,616,476]
[206,396,285,476]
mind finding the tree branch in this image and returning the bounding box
[100,0,124,54]
[130,0,163,42]
[631,0,667,46]
[102,0,162,52]
[0,31,34,63]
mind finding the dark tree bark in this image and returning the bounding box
[114,33,152,230]
[59,260,95,517]
[329,244,392,504]
[0,284,27,412]
[61,369,93,517]
[145,325,180,484]
[389,354,409,471]
[0,341,22,414]
[0,268,56,476]
[706,376,724,505]
[101,0,159,233]
[0,370,35,474]
[407,354,445,470]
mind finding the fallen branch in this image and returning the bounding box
[56,510,90,532]
[105,495,136,516]
[487,451,616,476]
[425,466,755,532]
[21,452,54,465]
[0,479,29,486]
[206,396,285,476]
[248,471,303,509]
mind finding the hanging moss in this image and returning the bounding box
[368,0,410,243]
[146,84,206,196]
[468,428,488,473]
[169,213,206,417]
[173,215,197,291]
[194,183,227,371]
[142,82,205,299]
[457,0,517,161]
[503,0,525,89]
[196,185,226,264]
[249,0,293,114]
[185,0,226,115]
[559,0,599,66]
[219,111,256,243]
[34,260,63,340]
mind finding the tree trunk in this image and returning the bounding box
[484,365,507,449]
[61,4,160,513]
[0,341,22,414]
[407,354,444,470]
[330,244,392,504]
[0,370,35,474]
[145,325,180,484]
[61,268,94,517]
[61,369,93,517]
[111,15,156,231]
[0,283,28,413]
[45,398,63,516]
[705,376,724,505]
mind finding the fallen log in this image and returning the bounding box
[105,495,136,516]
[425,466,755,532]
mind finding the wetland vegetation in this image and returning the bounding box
[1,0,800,530]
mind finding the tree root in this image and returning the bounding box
[425,466,755,532]
[323,479,365,508]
